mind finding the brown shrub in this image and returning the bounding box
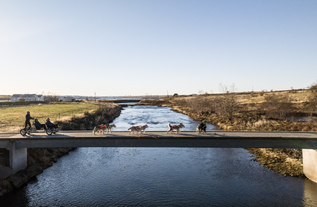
[310,82,317,93]
[187,96,214,116]
[262,94,293,120]
[301,126,310,131]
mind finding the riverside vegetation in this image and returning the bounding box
[0,102,122,196]
[138,84,317,178]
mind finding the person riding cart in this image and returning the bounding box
[45,118,58,130]
[34,118,47,130]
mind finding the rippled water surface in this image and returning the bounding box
[1,105,317,206]
[112,105,216,131]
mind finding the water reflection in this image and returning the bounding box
[2,147,310,207]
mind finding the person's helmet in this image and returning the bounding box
[27,111,30,113]
[46,118,50,121]
[35,118,38,121]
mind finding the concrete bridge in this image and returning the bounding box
[1,131,317,183]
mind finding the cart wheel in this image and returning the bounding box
[46,129,52,136]
[20,129,27,136]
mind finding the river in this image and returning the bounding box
[1,105,317,206]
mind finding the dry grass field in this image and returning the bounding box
[0,95,10,101]
[138,88,317,177]
[157,89,317,131]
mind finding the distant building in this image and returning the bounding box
[63,96,76,102]
[11,94,44,102]
[36,95,44,101]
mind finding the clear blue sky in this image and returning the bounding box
[1,0,316,96]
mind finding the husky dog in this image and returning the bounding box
[196,123,207,133]
[167,123,185,134]
[128,125,141,134]
[105,124,116,134]
[128,124,148,134]
[140,124,149,133]
[93,124,106,135]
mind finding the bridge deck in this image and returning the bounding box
[1,131,317,149]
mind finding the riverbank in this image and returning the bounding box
[138,89,317,178]
[0,103,122,196]
[0,102,102,132]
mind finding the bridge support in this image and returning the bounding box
[303,149,317,183]
[9,141,27,174]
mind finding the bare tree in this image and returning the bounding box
[44,92,59,102]
[20,94,25,101]
[187,96,214,115]
[308,94,317,120]
[213,84,239,121]
[310,81,317,93]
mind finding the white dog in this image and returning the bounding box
[93,124,116,135]
[128,124,148,134]
[167,123,185,134]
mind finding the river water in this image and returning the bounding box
[1,105,317,206]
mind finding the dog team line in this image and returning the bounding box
[92,123,207,135]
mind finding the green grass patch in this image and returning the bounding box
[0,103,99,131]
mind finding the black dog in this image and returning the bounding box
[196,123,207,133]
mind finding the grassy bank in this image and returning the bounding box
[55,102,122,130]
[138,89,317,177]
[0,102,101,132]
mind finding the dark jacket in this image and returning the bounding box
[26,114,34,121]
[34,120,41,125]
[199,123,206,129]
[46,120,53,127]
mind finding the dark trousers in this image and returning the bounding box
[25,120,31,130]
[47,124,58,129]
[35,124,47,130]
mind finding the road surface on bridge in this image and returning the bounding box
[1,130,317,139]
